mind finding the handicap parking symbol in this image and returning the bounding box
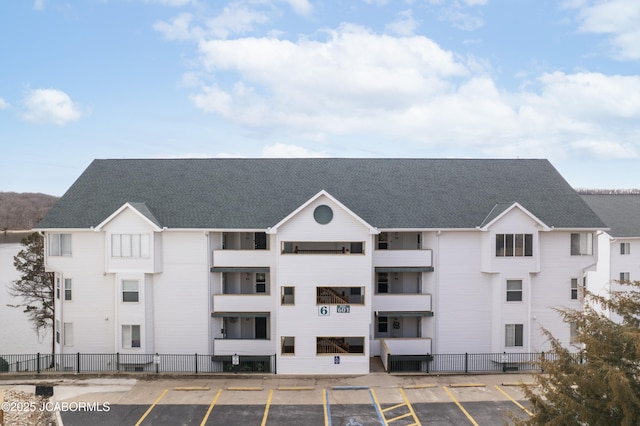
[345,419,362,426]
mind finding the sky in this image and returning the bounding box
[1,0,639,196]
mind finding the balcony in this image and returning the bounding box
[372,249,433,269]
[212,295,272,312]
[282,241,364,255]
[211,249,272,268]
[373,293,432,313]
[213,339,274,356]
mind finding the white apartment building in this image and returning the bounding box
[36,159,605,375]
[582,194,640,323]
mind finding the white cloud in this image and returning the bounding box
[206,4,270,39]
[145,0,195,6]
[0,97,9,110]
[33,0,45,11]
[386,10,419,36]
[154,13,202,40]
[261,143,328,157]
[575,0,640,60]
[182,22,640,160]
[284,0,313,16]
[21,88,86,125]
[154,4,269,40]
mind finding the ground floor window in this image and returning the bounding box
[505,324,523,347]
[316,337,364,354]
[122,324,141,348]
[63,322,74,346]
[281,336,295,355]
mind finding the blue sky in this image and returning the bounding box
[1,0,639,196]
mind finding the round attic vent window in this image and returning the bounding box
[314,205,333,225]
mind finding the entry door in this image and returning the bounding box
[255,317,267,339]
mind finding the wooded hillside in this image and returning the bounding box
[0,192,59,231]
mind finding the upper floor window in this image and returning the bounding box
[621,242,631,255]
[506,280,523,302]
[49,234,72,256]
[571,233,593,256]
[377,272,389,293]
[122,280,140,302]
[571,278,579,300]
[112,234,150,258]
[64,278,72,301]
[496,234,532,257]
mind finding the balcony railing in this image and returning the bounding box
[373,249,433,268]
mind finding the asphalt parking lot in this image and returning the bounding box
[3,373,535,425]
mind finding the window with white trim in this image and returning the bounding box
[122,280,139,302]
[571,233,593,255]
[281,287,295,305]
[506,280,523,302]
[122,324,141,348]
[505,324,523,347]
[49,234,71,256]
[496,234,533,257]
[571,278,579,300]
[111,234,150,258]
[56,320,60,344]
[569,322,579,345]
[64,278,72,301]
[56,277,61,299]
[621,242,631,255]
[63,322,74,346]
[281,336,295,355]
[620,272,630,281]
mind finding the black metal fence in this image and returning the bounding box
[387,352,583,374]
[0,352,581,375]
[0,353,276,374]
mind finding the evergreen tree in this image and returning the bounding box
[7,232,55,352]
[519,281,640,425]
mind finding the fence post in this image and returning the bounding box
[541,351,545,373]
[37,353,40,374]
[195,353,198,374]
[77,353,81,374]
[464,353,468,373]
[116,352,120,373]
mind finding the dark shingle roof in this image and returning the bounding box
[581,195,640,238]
[37,158,606,230]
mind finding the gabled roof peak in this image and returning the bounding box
[94,202,162,231]
[480,201,550,231]
[267,190,378,234]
